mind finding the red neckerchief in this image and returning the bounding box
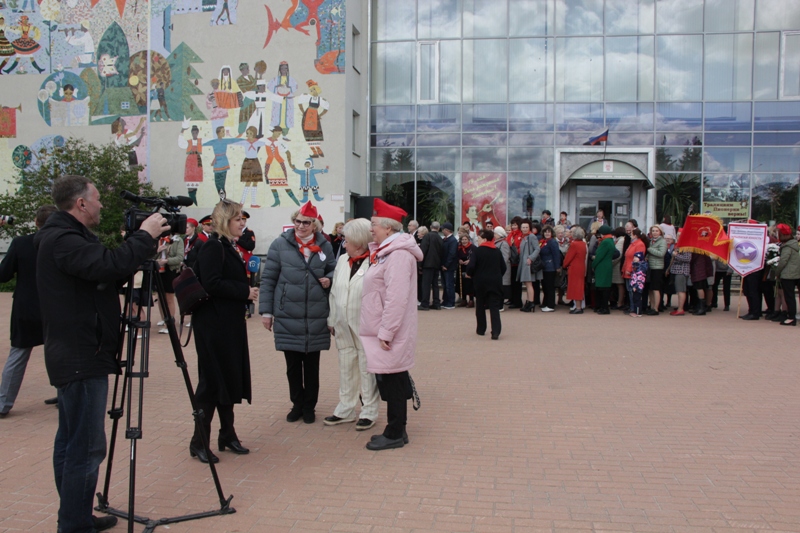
[458,244,472,254]
[295,234,321,255]
[479,240,496,248]
[370,242,391,265]
[348,251,369,268]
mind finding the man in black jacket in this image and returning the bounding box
[35,175,168,533]
[0,205,57,417]
[440,222,458,309]
[418,221,443,310]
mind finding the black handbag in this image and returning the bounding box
[172,267,209,315]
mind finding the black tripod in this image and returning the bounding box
[95,259,235,533]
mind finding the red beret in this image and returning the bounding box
[186,218,198,227]
[777,223,792,236]
[298,201,318,219]
[372,198,407,222]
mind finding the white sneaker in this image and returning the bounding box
[442,305,455,310]
[157,320,165,326]
[499,307,505,312]
[541,306,555,312]
[158,328,168,334]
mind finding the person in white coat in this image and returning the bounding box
[324,218,380,430]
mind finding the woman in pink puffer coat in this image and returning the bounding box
[359,199,423,451]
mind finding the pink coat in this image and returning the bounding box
[360,233,423,374]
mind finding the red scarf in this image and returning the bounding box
[458,244,472,254]
[370,242,392,265]
[295,234,321,256]
[479,240,496,248]
[348,251,369,268]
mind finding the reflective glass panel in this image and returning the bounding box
[753,147,800,172]
[463,0,507,37]
[556,37,603,101]
[705,0,754,31]
[704,133,752,146]
[703,148,751,172]
[656,0,704,33]
[605,0,655,34]
[509,38,554,102]
[610,133,656,145]
[417,148,461,171]
[463,39,508,102]
[417,105,461,132]
[440,40,462,103]
[754,132,800,145]
[370,172,415,201]
[371,106,415,133]
[756,0,800,30]
[655,103,702,131]
[510,0,555,36]
[754,102,800,130]
[419,43,436,102]
[463,133,508,146]
[606,103,655,131]
[417,133,462,146]
[751,173,799,225]
[508,147,554,171]
[556,133,598,145]
[371,42,416,104]
[372,134,415,147]
[605,37,655,102]
[555,103,604,131]
[657,132,704,145]
[371,148,416,172]
[754,32,780,100]
[702,174,750,218]
[704,103,752,131]
[463,104,507,131]
[655,173,701,223]
[555,0,603,35]
[656,35,703,101]
[704,34,753,101]
[655,146,702,171]
[508,133,555,145]
[784,33,800,98]
[508,173,554,220]
[418,0,461,39]
[463,147,508,170]
[509,104,555,131]
[371,0,417,41]
[417,172,457,225]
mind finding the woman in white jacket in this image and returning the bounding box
[324,219,380,430]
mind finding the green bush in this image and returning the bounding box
[0,138,168,249]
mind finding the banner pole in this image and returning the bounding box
[737,276,745,318]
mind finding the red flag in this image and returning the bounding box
[0,107,16,138]
[676,215,731,262]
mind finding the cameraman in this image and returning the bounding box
[35,175,169,533]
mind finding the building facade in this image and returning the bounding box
[369,0,800,231]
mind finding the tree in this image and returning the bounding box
[166,42,206,121]
[0,138,167,249]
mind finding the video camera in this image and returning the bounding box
[121,190,189,237]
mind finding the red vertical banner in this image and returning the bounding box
[0,107,17,138]
[461,172,507,232]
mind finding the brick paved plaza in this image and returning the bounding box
[0,292,799,532]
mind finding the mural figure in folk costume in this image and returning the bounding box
[178,121,203,205]
[0,16,17,74]
[204,125,239,200]
[64,22,95,68]
[236,62,257,132]
[296,79,329,158]
[206,78,230,131]
[263,125,299,207]
[291,157,327,203]
[235,125,267,208]
[267,61,297,137]
[111,116,145,168]
[150,81,170,121]
[3,15,45,74]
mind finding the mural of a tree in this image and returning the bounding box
[166,42,206,120]
[129,50,172,110]
[97,23,131,90]
[80,68,103,118]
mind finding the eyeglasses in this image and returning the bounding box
[294,219,313,227]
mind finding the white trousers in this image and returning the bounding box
[332,344,380,421]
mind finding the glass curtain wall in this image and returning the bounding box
[371,0,800,227]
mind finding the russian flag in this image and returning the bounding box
[583,128,609,146]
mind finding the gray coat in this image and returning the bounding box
[517,234,542,282]
[496,238,512,286]
[259,230,337,353]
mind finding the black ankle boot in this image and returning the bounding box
[692,301,706,316]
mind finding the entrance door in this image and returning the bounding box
[575,185,632,230]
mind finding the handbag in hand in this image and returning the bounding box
[172,267,209,315]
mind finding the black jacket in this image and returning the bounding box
[441,234,458,270]
[0,233,43,348]
[420,231,443,269]
[467,245,506,304]
[34,211,157,387]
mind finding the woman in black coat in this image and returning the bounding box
[190,199,259,463]
[467,229,507,340]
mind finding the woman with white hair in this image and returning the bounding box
[324,218,380,430]
[360,199,423,450]
[260,201,336,424]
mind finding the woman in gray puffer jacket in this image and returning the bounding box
[260,204,337,423]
